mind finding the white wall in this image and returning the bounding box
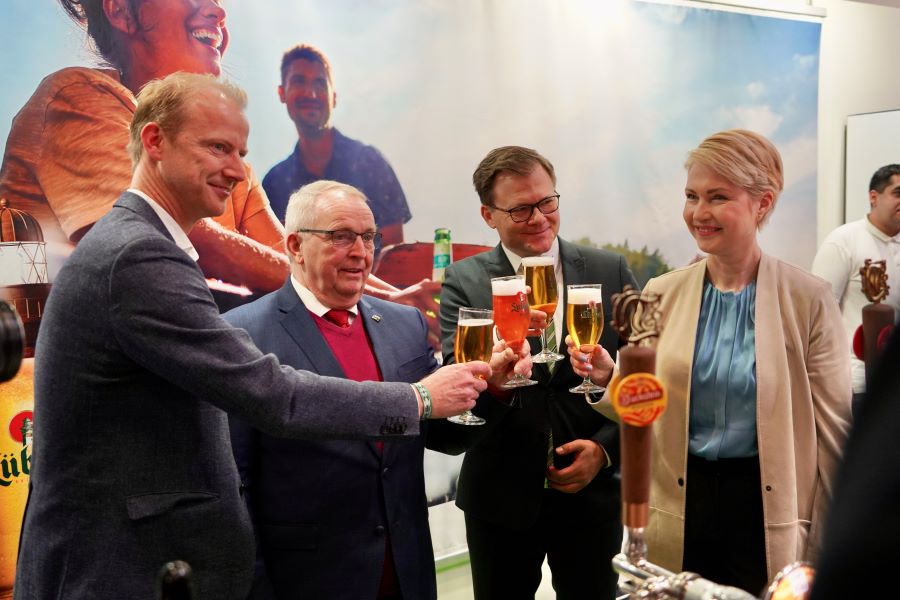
[817,0,900,239]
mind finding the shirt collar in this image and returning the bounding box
[865,215,900,243]
[500,237,560,273]
[290,275,359,318]
[127,188,199,262]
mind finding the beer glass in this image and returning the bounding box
[491,276,538,388]
[566,284,605,393]
[522,256,564,364]
[449,307,493,426]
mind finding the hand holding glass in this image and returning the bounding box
[566,284,605,393]
[522,256,564,364]
[448,307,493,425]
[491,276,539,388]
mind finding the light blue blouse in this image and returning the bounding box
[688,280,758,460]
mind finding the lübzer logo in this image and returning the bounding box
[512,292,528,313]
[1,411,33,487]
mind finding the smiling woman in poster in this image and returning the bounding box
[570,129,851,594]
[0,0,437,315]
[0,0,291,292]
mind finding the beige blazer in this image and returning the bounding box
[596,255,852,581]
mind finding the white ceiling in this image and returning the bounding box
[846,0,900,8]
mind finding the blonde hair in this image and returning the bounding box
[128,72,247,167]
[685,129,784,227]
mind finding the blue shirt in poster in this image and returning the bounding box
[262,128,412,228]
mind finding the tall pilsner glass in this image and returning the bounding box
[566,284,605,393]
[491,276,538,388]
[448,307,493,426]
[522,256,564,364]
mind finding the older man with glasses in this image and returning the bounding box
[439,146,639,600]
[224,180,529,600]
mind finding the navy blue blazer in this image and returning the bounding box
[226,281,470,600]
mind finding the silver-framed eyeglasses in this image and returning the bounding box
[297,229,383,249]
[489,194,560,223]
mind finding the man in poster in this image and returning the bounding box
[263,44,411,247]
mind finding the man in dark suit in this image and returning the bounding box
[14,73,490,600]
[226,181,527,600]
[440,146,638,600]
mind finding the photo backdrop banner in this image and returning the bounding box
[0,0,821,568]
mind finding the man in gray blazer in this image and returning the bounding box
[14,73,488,600]
[226,181,526,599]
[440,146,638,600]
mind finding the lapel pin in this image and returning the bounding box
[372,314,382,322]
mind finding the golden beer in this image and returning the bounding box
[566,288,604,349]
[567,284,604,393]
[522,257,557,318]
[449,308,493,425]
[455,319,493,364]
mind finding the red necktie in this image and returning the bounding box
[324,309,351,328]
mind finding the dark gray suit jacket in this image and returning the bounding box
[440,238,638,529]
[14,193,419,600]
[226,282,471,600]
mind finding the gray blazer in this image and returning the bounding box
[14,192,418,600]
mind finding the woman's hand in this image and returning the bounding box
[565,335,614,387]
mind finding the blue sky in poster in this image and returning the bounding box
[0,0,821,269]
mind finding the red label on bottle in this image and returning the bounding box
[8,411,32,444]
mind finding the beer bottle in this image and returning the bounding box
[432,228,452,283]
[156,560,194,600]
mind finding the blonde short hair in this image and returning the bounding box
[128,72,247,168]
[685,129,784,227]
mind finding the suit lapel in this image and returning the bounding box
[116,191,175,242]
[359,298,399,381]
[276,282,347,378]
[483,244,516,280]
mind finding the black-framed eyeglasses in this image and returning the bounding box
[297,229,382,249]
[488,194,560,223]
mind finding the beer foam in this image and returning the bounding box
[568,287,603,304]
[458,318,494,327]
[491,278,526,296]
[520,256,553,267]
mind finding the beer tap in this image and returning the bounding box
[605,287,813,600]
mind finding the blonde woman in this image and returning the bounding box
[569,130,851,593]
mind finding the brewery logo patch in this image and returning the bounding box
[611,373,666,427]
